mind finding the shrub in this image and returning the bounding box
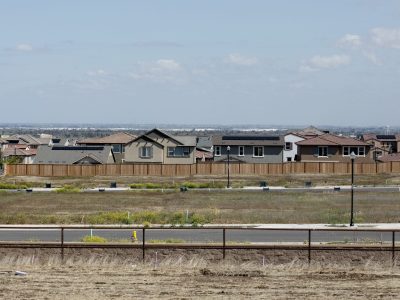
[81,235,108,243]
[0,183,28,190]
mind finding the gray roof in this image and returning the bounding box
[34,145,114,164]
[6,134,51,145]
[212,135,284,146]
[196,136,213,149]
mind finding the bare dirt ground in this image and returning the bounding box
[1,249,400,299]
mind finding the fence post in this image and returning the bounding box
[142,228,146,262]
[393,231,396,266]
[308,229,311,264]
[223,228,226,259]
[61,227,64,262]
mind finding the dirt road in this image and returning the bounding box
[1,249,400,299]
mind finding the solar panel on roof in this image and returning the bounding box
[376,135,396,140]
[222,136,280,141]
[52,146,104,151]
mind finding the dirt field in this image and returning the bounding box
[1,249,400,299]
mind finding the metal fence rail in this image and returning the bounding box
[0,225,398,264]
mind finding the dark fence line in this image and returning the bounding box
[0,225,398,264]
[4,161,400,177]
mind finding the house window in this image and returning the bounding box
[285,142,292,151]
[238,146,244,156]
[253,146,264,157]
[167,146,190,157]
[140,146,152,158]
[215,146,221,156]
[318,146,328,157]
[342,146,366,157]
[112,144,121,153]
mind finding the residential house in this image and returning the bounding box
[212,135,284,163]
[2,145,37,164]
[124,128,197,164]
[377,153,400,163]
[296,133,373,163]
[34,145,115,164]
[195,136,214,162]
[284,126,326,162]
[2,134,52,151]
[77,132,136,163]
[362,134,400,160]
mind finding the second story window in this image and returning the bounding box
[112,144,121,153]
[285,142,292,151]
[318,146,328,157]
[214,146,221,156]
[140,146,152,158]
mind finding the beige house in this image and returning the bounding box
[362,134,400,160]
[296,133,373,163]
[124,129,197,164]
[77,132,136,163]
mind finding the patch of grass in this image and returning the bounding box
[81,235,108,243]
[0,183,28,189]
[55,185,81,193]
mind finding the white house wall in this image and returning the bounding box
[283,134,304,162]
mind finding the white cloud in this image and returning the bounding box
[337,34,362,48]
[301,54,351,72]
[129,59,185,84]
[371,27,400,49]
[155,59,181,71]
[225,53,258,66]
[362,51,381,65]
[87,69,108,76]
[16,43,33,52]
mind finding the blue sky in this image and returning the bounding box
[1,1,400,126]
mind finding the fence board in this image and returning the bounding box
[53,165,68,177]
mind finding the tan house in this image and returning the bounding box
[296,133,373,163]
[124,129,197,164]
[77,132,136,163]
[362,134,400,160]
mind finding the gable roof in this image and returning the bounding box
[144,128,184,145]
[5,134,51,145]
[297,133,368,146]
[293,126,326,138]
[34,145,114,164]
[77,132,136,145]
[2,147,37,157]
[212,135,284,146]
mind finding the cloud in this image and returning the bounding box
[16,43,33,52]
[337,34,362,48]
[87,69,108,76]
[301,54,351,72]
[155,59,182,71]
[362,51,381,65]
[129,59,185,84]
[225,53,258,66]
[371,27,400,49]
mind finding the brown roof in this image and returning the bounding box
[2,147,37,157]
[77,132,136,145]
[296,133,368,146]
[378,153,400,162]
[293,126,326,138]
[212,135,284,146]
[195,149,213,159]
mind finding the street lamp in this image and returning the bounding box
[350,151,356,226]
[227,146,231,188]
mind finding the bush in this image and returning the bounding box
[0,183,27,190]
[81,235,108,243]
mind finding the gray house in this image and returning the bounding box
[212,135,284,163]
[34,145,115,164]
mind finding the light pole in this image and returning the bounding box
[227,146,231,188]
[350,151,356,226]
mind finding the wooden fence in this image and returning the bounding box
[4,162,400,177]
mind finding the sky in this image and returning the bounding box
[1,1,400,126]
